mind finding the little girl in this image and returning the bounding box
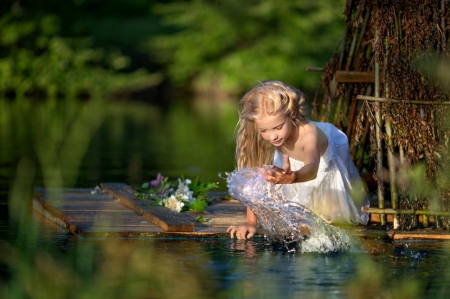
[227,80,370,240]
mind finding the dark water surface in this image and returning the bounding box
[5,224,450,299]
[1,98,450,298]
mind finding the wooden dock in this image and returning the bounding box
[32,183,450,241]
[33,183,249,238]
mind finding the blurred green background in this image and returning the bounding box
[0,0,345,99]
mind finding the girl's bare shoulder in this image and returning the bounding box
[301,121,320,135]
[301,122,328,153]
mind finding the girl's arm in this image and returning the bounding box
[261,131,321,184]
[246,207,257,226]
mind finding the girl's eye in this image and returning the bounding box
[276,125,283,130]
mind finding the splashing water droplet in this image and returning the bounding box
[227,168,364,253]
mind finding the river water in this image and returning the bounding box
[1,98,450,298]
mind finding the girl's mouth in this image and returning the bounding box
[272,139,282,145]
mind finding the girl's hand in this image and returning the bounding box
[260,155,295,184]
[227,223,257,239]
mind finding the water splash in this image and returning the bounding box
[227,167,363,253]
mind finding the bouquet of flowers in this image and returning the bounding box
[135,173,219,213]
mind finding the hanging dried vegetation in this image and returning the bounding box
[318,0,450,229]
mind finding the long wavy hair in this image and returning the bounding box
[235,80,309,169]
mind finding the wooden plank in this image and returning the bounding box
[364,207,450,217]
[388,229,450,240]
[34,187,96,195]
[369,213,438,224]
[71,220,161,227]
[54,203,133,212]
[357,95,450,105]
[33,187,167,235]
[335,71,380,83]
[101,183,195,232]
[33,195,82,233]
[189,199,247,227]
[32,199,77,233]
[73,220,164,234]
[61,211,147,222]
[45,194,117,203]
[370,213,395,223]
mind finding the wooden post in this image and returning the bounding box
[374,59,385,225]
[384,38,398,229]
[420,107,430,228]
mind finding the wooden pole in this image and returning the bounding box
[356,120,370,170]
[384,38,398,226]
[353,10,370,67]
[399,145,405,164]
[374,58,385,225]
[385,131,399,209]
[420,107,430,228]
[334,5,359,127]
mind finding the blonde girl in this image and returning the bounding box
[227,80,369,239]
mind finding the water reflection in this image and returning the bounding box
[3,217,450,298]
[80,98,237,189]
[0,97,237,216]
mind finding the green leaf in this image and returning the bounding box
[188,177,218,193]
[195,193,206,201]
[189,198,207,212]
[195,215,207,222]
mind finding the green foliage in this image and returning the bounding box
[189,198,208,212]
[187,177,218,212]
[150,0,346,94]
[0,10,158,99]
[195,215,207,222]
[188,176,219,200]
[0,0,347,98]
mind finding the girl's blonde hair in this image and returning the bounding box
[235,80,309,169]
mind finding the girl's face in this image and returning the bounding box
[255,113,293,147]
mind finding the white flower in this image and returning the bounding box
[176,194,190,203]
[175,178,195,202]
[160,195,185,212]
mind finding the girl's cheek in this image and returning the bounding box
[260,132,269,140]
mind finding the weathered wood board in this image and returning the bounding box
[335,70,385,83]
[101,183,195,232]
[33,183,250,237]
[33,187,165,235]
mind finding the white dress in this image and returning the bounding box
[273,122,370,225]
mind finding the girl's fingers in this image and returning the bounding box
[283,155,292,173]
[260,165,288,183]
[270,165,282,173]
